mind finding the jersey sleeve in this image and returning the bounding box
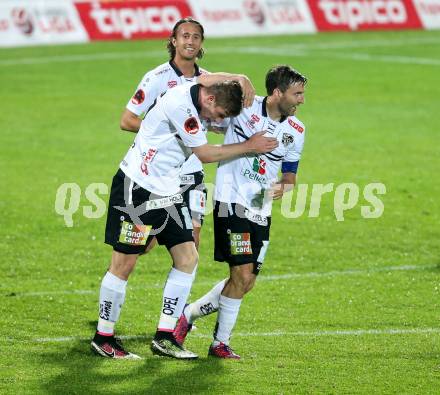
[126,71,162,117]
[283,119,306,169]
[164,99,208,148]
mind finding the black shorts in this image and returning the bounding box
[213,201,271,275]
[105,169,194,254]
[180,171,206,227]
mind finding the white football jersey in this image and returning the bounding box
[214,96,306,218]
[126,61,208,175]
[121,83,208,196]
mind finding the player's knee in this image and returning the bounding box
[178,248,199,272]
[232,272,255,294]
[242,274,256,294]
[110,252,138,280]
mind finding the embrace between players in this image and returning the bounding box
[90,17,307,360]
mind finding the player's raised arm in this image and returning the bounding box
[192,131,278,163]
[197,73,255,108]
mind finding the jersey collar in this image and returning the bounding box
[262,96,286,123]
[190,84,202,113]
[169,60,201,77]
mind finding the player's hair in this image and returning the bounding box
[206,81,243,117]
[167,17,205,60]
[265,65,307,95]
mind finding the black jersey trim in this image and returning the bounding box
[194,63,201,76]
[262,96,286,123]
[190,84,202,114]
[262,97,268,117]
[169,60,183,77]
[169,60,201,77]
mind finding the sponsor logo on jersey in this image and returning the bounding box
[241,168,267,184]
[179,174,195,185]
[184,116,199,134]
[245,209,268,226]
[140,148,157,175]
[282,133,294,147]
[145,193,183,210]
[288,118,304,133]
[155,68,170,76]
[131,89,145,105]
[119,221,151,246]
[167,80,177,88]
[230,232,253,255]
[246,113,261,129]
[253,157,266,175]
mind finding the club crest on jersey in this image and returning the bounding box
[131,89,145,105]
[288,118,304,133]
[282,133,294,147]
[168,80,177,88]
[252,157,266,175]
[184,117,199,135]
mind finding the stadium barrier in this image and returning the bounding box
[1,0,439,47]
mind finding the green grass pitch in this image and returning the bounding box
[0,30,439,393]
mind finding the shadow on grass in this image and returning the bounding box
[38,337,226,394]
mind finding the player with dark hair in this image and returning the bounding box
[120,17,255,249]
[91,78,278,360]
[174,65,307,359]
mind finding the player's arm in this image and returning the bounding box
[192,131,278,163]
[120,109,142,132]
[120,71,160,133]
[269,167,298,200]
[197,73,255,108]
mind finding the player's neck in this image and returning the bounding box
[172,57,196,78]
[265,96,282,122]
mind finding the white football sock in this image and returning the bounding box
[96,271,127,335]
[213,294,242,345]
[157,267,194,332]
[185,278,227,324]
[191,264,198,280]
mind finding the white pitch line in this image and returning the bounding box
[7,263,437,298]
[1,36,439,67]
[0,50,164,66]
[219,46,440,66]
[329,52,440,66]
[26,327,440,343]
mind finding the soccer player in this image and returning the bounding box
[91,79,278,360]
[120,17,255,250]
[174,65,307,359]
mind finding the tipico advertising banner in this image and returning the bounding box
[188,0,317,37]
[412,0,440,28]
[307,0,423,30]
[0,0,88,47]
[74,0,194,41]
